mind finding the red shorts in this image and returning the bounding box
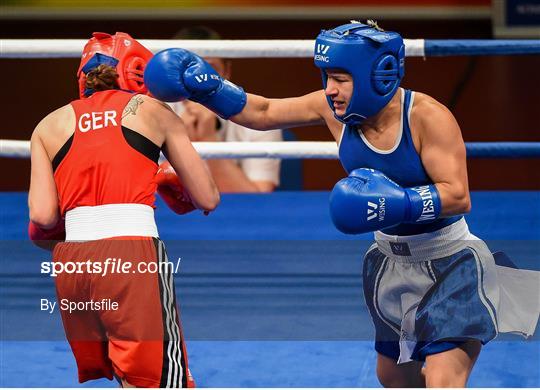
[53,237,195,388]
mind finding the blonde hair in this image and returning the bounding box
[84,64,120,92]
[350,19,384,32]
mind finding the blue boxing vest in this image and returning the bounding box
[338,88,461,236]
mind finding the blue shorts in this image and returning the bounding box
[362,218,539,363]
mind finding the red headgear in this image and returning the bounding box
[77,32,153,99]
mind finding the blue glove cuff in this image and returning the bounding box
[405,184,442,223]
[194,80,247,119]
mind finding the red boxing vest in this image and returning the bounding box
[54,90,158,216]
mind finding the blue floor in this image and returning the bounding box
[1,191,539,387]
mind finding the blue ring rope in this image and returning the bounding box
[424,40,540,56]
[466,142,540,158]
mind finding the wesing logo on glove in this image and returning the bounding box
[315,44,330,63]
[411,185,436,222]
[195,74,208,82]
[195,74,220,83]
[367,198,386,222]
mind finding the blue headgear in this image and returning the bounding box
[314,22,405,125]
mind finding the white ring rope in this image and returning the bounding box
[190,141,338,159]
[1,139,338,159]
[1,39,424,58]
[3,139,539,159]
[3,38,538,59]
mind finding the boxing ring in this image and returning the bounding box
[1,38,540,387]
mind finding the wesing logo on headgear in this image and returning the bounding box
[315,44,330,63]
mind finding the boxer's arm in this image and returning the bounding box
[151,100,220,212]
[144,48,331,131]
[231,90,328,130]
[28,124,60,228]
[413,95,471,216]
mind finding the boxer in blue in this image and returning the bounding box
[144,21,540,387]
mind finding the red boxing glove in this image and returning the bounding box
[28,219,66,251]
[156,161,196,215]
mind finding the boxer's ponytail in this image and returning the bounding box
[84,64,120,93]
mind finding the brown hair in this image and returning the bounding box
[84,64,120,93]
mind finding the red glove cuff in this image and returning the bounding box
[156,162,196,215]
[158,185,197,215]
[28,219,66,250]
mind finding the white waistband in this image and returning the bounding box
[374,217,472,262]
[65,204,159,241]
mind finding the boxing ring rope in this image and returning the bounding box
[2,140,540,160]
[1,39,540,58]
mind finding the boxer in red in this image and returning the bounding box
[28,32,219,387]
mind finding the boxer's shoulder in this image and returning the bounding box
[34,104,75,138]
[411,92,452,121]
[410,92,459,141]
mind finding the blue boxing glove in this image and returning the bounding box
[144,48,247,119]
[330,168,442,234]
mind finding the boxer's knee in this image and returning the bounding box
[424,340,481,387]
[376,353,424,388]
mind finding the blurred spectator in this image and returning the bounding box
[169,26,282,192]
